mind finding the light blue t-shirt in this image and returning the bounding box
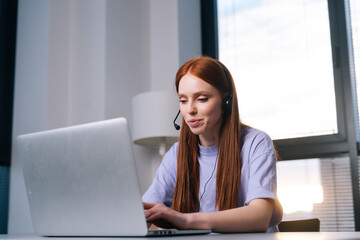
[142,127,283,232]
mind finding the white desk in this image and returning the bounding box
[1,232,360,240]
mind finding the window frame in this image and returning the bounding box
[201,0,360,231]
[0,0,18,234]
[0,0,17,167]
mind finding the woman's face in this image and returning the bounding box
[178,73,223,147]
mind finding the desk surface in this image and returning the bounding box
[1,232,360,240]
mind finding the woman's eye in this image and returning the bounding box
[198,97,208,102]
[179,99,187,103]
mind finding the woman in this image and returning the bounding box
[142,56,283,232]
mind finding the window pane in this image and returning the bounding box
[277,156,355,231]
[218,0,337,140]
[350,1,360,232]
[350,0,360,133]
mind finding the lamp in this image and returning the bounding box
[132,91,180,157]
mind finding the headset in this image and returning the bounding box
[173,60,233,130]
[218,60,233,117]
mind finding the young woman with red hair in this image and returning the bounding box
[142,56,283,232]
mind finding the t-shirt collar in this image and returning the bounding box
[198,144,219,156]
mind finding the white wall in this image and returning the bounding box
[104,0,158,208]
[9,1,50,233]
[150,0,201,91]
[105,0,151,120]
[178,0,202,65]
[8,0,201,234]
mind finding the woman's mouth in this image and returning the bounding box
[188,119,202,127]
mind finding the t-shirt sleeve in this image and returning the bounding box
[141,143,178,207]
[244,131,283,227]
[245,152,277,202]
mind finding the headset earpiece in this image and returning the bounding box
[217,60,233,116]
[222,95,232,116]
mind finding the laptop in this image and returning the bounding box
[17,118,211,237]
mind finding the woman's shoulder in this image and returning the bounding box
[242,126,274,157]
[168,142,179,155]
[243,126,272,143]
[161,142,179,171]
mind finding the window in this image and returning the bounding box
[277,157,355,231]
[351,1,360,130]
[201,0,360,231]
[217,0,337,140]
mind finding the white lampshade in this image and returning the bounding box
[132,91,180,154]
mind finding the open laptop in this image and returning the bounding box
[17,118,211,237]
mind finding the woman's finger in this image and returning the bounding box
[143,202,156,209]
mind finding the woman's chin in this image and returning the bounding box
[188,128,203,136]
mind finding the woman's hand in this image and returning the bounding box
[144,198,274,232]
[143,202,190,230]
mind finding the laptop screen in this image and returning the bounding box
[17,118,149,236]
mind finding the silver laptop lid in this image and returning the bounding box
[17,118,148,236]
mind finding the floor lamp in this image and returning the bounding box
[132,91,180,157]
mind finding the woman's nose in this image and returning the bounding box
[187,101,197,115]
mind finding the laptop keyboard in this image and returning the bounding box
[149,230,176,236]
[148,230,177,236]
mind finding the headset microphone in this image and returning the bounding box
[173,110,181,130]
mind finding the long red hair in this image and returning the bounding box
[171,56,245,212]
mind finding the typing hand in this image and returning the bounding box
[143,202,188,230]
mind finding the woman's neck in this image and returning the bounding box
[199,134,219,147]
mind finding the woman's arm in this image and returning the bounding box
[144,198,274,233]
